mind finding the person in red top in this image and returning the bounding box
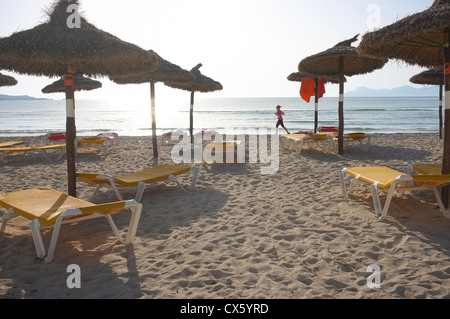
[275,105,290,135]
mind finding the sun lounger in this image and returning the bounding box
[46,132,66,143]
[282,133,334,156]
[0,144,66,162]
[0,187,142,263]
[76,164,199,202]
[0,141,27,148]
[161,131,186,145]
[97,132,119,145]
[203,140,242,164]
[343,132,371,151]
[339,166,450,220]
[76,137,108,154]
[318,126,339,136]
[406,163,442,175]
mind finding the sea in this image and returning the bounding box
[0,96,442,137]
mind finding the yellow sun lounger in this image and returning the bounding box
[0,187,142,263]
[343,133,371,151]
[406,163,442,175]
[76,137,108,154]
[76,164,199,202]
[339,166,450,220]
[0,141,26,148]
[203,140,242,164]
[0,143,66,162]
[282,133,334,156]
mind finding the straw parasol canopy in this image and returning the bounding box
[410,68,445,138]
[42,74,102,93]
[0,1,158,77]
[287,72,343,84]
[110,50,195,159]
[164,63,223,143]
[357,0,450,204]
[357,0,450,68]
[0,0,158,197]
[0,72,17,87]
[298,34,387,154]
[287,72,345,132]
[410,68,445,85]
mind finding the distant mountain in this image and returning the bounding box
[345,85,439,97]
[0,94,51,100]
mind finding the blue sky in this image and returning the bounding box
[0,0,436,102]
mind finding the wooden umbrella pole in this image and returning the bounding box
[441,35,450,208]
[439,81,443,139]
[65,72,77,197]
[338,56,344,155]
[190,91,195,144]
[150,80,158,158]
[314,78,319,133]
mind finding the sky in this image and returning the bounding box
[0,0,437,103]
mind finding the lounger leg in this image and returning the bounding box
[88,185,102,202]
[1,208,15,233]
[99,174,124,201]
[0,151,10,162]
[432,187,450,218]
[105,215,123,243]
[190,165,199,190]
[29,219,47,260]
[125,201,142,244]
[373,182,398,220]
[134,182,146,202]
[296,140,305,156]
[347,177,359,194]
[36,149,52,161]
[365,137,371,152]
[56,147,66,160]
[170,174,186,191]
[370,183,384,218]
[339,169,347,195]
[46,209,82,263]
[405,164,413,175]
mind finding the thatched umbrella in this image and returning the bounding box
[287,72,344,133]
[0,0,157,197]
[164,63,223,144]
[298,34,387,154]
[0,72,17,87]
[110,51,194,159]
[357,0,450,204]
[42,74,102,93]
[410,68,445,139]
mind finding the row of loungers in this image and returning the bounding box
[0,163,199,263]
[2,160,448,263]
[0,134,115,162]
[282,126,371,156]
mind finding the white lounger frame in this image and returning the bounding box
[282,134,334,156]
[339,168,450,220]
[1,199,142,263]
[0,145,66,162]
[85,165,199,202]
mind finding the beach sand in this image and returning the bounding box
[1,133,450,299]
